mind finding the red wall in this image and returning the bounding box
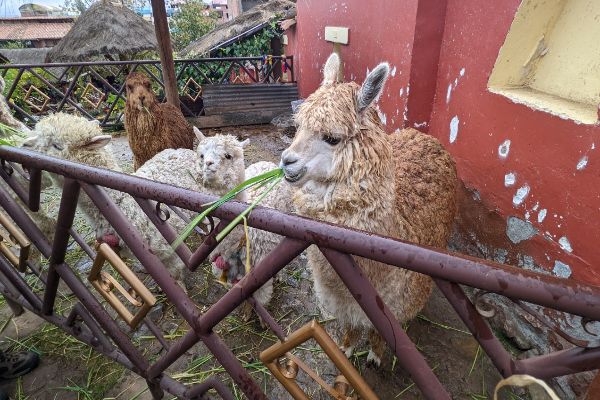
[295,0,600,285]
[295,0,418,131]
[429,0,600,284]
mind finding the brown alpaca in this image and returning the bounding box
[280,53,458,366]
[124,72,194,170]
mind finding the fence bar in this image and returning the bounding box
[320,248,451,400]
[81,183,201,326]
[3,147,600,321]
[435,279,514,377]
[66,303,114,352]
[0,255,42,310]
[54,262,149,373]
[187,219,226,271]
[201,331,268,400]
[197,237,308,333]
[0,182,52,257]
[148,329,199,379]
[43,178,80,315]
[186,377,235,400]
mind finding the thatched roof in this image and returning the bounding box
[0,48,50,65]
[182,0,296,57]
[45,2,158,62]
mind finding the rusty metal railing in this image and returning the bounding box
[0,56,295,129]
[0,145,599,399]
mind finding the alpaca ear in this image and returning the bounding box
[357,62,390,113]
[193,126,205,142]
[83,135,112,150]
[322,53,341,85]
[240,138,250,148]
[20,135,38,147]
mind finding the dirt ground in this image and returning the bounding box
[0,124,529,400]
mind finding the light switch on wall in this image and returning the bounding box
[325,27,349,44]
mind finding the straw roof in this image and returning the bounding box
[45,2,158,62]
[182,0,296,57]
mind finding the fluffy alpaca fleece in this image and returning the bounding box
[125,72,194,170]
[210,161,294,316]
[280,53,458,365]
[21,113,190,285]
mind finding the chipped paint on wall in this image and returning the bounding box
[512,184,530,206]
[504,172,516,187]
[391,66,397,76]
[558,236,573,253]
[498,139,511,159]
[576,155,588,171]
[449,115,459,143]
[538,208,547,223]
[506,216,538,244]
[553,260,572,278]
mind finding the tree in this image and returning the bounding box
[170,0,219,52]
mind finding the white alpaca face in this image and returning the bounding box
[196,135,248,187]
[280,128,340,186]
[280,53,390,189]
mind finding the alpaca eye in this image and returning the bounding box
[322,135,341,146]
[224,153,232,160]
[200,154,204,159]
[52,143,63,151]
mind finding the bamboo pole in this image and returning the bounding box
[150,0,180,109]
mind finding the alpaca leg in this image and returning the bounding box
[239,301,254,323]
[340,325,362,358]
[367,328,386,367]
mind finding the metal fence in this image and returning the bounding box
[0,56,295,129]
[0,145,599,399]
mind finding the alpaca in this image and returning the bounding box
[209,161,293,320]
[280,53,458,366]
[20,113,192,287]
[125,72,194,170]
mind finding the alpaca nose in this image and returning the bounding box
[139,94,145,103]
[281,151,298,167]
[206,160,214,167]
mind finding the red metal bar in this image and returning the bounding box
[43,178,80,315]
[320,248,451,399]
[81,183,201,326]
[186,377,235,400]
[148,329,199,379]
[0,255,42,310]
[197,237,308,333]
[435,279,514,377]
[27,168,41,211]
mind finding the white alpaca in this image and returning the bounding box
[21,113,192,286]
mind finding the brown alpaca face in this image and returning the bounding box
[280,53,390,187]
[125,73,155,111]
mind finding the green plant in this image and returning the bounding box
[171,168,284,249]
[170,0,220,52]
[217,21,283,58]
[0,41,27,49]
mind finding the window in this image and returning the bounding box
[488,0,600,124]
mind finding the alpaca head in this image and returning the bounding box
[194,127,249,190]
[280,53,390,187]
[125,72,157,111]
[21,113,112,162]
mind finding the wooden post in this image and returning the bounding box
[150,0,180,109]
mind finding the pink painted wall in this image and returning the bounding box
[295,0,600,285]
[428,0,600,284]
[295,0,419,132]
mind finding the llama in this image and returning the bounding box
[125,72,194,171]
[280,53,458,366]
